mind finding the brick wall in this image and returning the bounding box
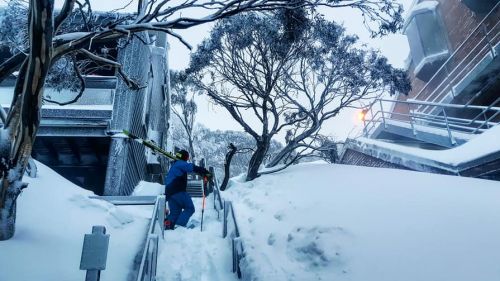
[400,0,497,102]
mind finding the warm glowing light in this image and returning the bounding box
[358,110,366,121]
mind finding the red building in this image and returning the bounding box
[393,0,499,120]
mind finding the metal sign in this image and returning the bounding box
[80,226,110,273]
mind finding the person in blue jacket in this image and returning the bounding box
[164,149,210,230]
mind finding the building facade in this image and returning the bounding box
[341,0,500,180]
[393,0,499,120]
[0,32,172,195]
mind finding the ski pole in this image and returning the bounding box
[201,176,207,232]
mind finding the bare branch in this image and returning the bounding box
[78,49,144,90]
[55,0,77,33]
[43,57,86,106]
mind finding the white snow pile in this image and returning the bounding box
[224,162,500,281]
[132,180,165,196]
[0,161,149,281]
[360,124,500,166]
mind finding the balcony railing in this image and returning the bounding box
[363,97,500,146]
[412,2,499,112]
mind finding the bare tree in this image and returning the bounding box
[170,70,198,161]
[189,13,409,180]
[0,0,402,240]
[265,28,411,167]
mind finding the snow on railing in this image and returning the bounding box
[363,97,500,146]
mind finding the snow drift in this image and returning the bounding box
[224,162,500,281]
[0,161,149,281]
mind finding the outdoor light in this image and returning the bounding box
[358,109,368,121]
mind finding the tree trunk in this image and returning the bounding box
[266,141,299,168]
[0,0,54,240]
[246,139,270,181]
[0,178,27,240]
[220,143,237,191]
[187,133,196,162]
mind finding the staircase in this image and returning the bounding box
[186,178,205,198]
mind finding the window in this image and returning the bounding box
[462,0,498,14]
[404,1,450,81]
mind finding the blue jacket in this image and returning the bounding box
[164,160,208,197]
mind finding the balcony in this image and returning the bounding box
[404,1,450,81]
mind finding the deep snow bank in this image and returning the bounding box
[0,162,149,281]
[224,162,500,281]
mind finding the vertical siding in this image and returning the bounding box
[104,33,171,195]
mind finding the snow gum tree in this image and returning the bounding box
[0,0,402,240]
[189,12,410,181]
[170,70,198,161]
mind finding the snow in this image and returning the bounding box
[2,153,500,281]
[360,124,500,166]
[42,104,113,110]
[156,199,236,281]
[404,1,439,27]
[224,162,500,281]
[414,50,449,75]
[132,180,164,196]
[54,32,91,42]
[0,161,149,281]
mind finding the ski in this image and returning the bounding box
[122,130,179,161]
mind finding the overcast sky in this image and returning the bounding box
[162,0,414,142]
[6,0,414,142]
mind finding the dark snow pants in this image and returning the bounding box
[167,192,195,227]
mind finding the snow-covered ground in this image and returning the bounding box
[2,160,500,281]
[224,162,500,281]
[133,181,238,281]
[0,162,150,281]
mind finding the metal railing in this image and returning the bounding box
[136,195,165,281]
[412,2,499,110]
[223,201,243,279]
[363,98,500,146]
[210,166,243,279]
[210,167,224,218]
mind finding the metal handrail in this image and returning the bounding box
[223,201,243,279]
[136,195,165,281]
[412,2,499,105]
[363,98,500,145]
[213,177,224,217]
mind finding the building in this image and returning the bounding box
[341,0,500,180]
[0,32,172,195]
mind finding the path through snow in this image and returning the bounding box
[155,197,237,281]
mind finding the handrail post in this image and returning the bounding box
[408,103,417,136]
[482,22,497,58]
[441,107,456,146]
[379,100,387,128]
